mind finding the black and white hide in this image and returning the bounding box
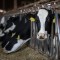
[0,14,36,53]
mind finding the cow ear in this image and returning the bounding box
[1,17,5,24]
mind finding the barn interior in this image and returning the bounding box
[0,0,60,60]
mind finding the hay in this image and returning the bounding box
[0,45,49,60]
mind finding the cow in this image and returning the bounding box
[0,14,34,53]
[35,8,60,59]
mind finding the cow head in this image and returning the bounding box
[37,9,54,40]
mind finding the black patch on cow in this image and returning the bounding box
[34,12,41,31]
[5,37,17,51]
[0,24,4,30]
[45,9,54,34]
[13,13,31,40]
[1,32,12,48]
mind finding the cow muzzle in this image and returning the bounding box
[37,33,47,40]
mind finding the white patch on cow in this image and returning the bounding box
[37,9,48,39]
[10,23,16,31]
[4,23,16,33]
[1,17,5,24]
[3,38,31,53]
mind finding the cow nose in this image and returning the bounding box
[37,32,48,40]
[39,33,45,39]
[39,36,44,39]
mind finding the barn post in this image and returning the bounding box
[55,12,59,60]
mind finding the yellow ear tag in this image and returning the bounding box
[16,35,20,40]
[53,17,55,23]
[30,17,35,22]
[11,33,16,37]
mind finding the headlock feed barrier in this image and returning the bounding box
[2,0,60,60]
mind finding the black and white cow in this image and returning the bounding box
[0,14,35,53]
[36,8,60,44]
[33,8,56,54]
[36,9,60,58]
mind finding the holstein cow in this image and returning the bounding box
[0,13,38,53]
[36,8,60,57]
[36,8,56,54]
[1,16,30,53]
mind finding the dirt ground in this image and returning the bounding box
[0,44,49,60]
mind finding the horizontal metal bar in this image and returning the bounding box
[3,0,60,17]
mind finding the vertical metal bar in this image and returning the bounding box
[50,20,54,57]
[46,34,50,55]
[34,22,38,50]
[30,21,35,49]
[55,12,59,60]
[30,21,33,47]
[32,22,36,49]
